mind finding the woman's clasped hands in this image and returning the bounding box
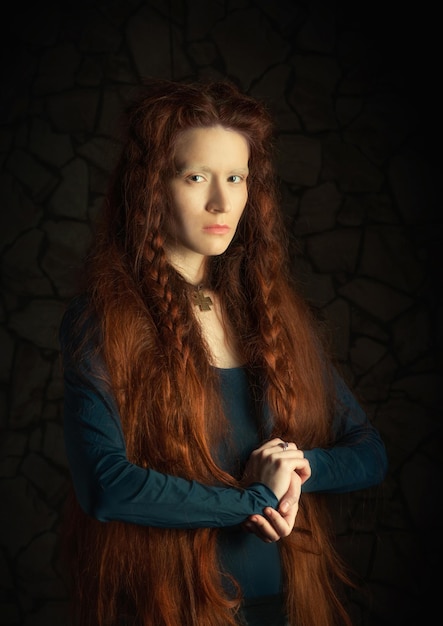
[241,438,311,543]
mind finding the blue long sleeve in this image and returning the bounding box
[302,372,388,493]
[60,312,278,529]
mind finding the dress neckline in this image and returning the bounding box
[212,364,246,372]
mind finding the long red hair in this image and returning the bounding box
[62,78,353,626]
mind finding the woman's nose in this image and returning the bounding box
[206,181,231,213]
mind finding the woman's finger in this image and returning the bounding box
[245,514,284,543]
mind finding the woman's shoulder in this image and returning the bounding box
[59,294,99,353]
[62,293,88,320]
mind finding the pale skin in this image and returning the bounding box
[166,125,311,542]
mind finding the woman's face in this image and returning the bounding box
[165,125,249,275]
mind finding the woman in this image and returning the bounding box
[59,78,387,626]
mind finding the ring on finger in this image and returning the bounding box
[281,441,289,451]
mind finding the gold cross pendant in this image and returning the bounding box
[191,286,213,311]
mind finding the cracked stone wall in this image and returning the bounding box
[1,1,440,625]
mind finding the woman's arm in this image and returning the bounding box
[249,370,388,541]
[62,364,279,529]
[302,371,388,494]
[60,305,279,529]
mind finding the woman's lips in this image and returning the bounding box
[202,225,231,235]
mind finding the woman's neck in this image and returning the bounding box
[164,247,207,286]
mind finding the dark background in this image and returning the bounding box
[1,1,441,625]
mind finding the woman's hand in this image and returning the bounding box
[241,438,311,542]
[242,438,310,500]
[243,471,301,542]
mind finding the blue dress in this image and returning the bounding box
[59,299,388,602]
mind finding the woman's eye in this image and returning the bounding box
[229,175,243,183]
[188,174,204,183]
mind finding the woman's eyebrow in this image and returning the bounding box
[175,164,212,174]
[175,165,249,175]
